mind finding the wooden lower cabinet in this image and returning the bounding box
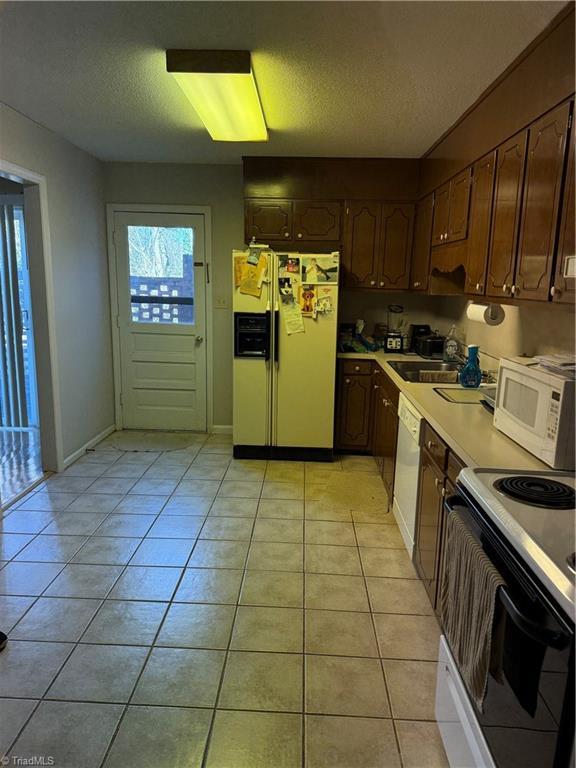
[335,360,399,501]
[413,448,445,604]
[413,422,465,614]
[334,366,373,451]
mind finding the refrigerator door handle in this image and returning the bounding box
[264,310,271,361]
[274,305,279,366]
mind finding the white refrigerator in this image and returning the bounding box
[232,247,340,460]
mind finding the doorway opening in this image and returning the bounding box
[0,180,43,505]
[107,206,212,434]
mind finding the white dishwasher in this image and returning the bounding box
[392,393,423,557]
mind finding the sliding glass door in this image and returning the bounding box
[0,194,42,506]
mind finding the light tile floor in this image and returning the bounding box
[0,432,448,767]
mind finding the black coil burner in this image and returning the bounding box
[494,476,575,509]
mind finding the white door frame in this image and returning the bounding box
[106,203,213,433]
[0,157,63,471]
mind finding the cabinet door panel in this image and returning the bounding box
[465,152,496,295]
[486,131,528,298]
[516,102,571,301]
[343,202,381,288]
[336,372,372,449]
[432,183,450,245]
[553,107,575,304]
[378,204,414,290]
[410,195,433,291]
[447,168,472,242]
[293,201,341,241]
[245,199,292,241]
[413,450,444,604]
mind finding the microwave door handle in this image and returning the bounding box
[499,587,570,650]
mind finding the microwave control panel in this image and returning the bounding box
[546,391,561,439]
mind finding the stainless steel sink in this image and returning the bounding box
[388,360,460,383]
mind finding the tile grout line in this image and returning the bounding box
[199,460,265,768]
[351,513,405,768]
[96,434,218,768]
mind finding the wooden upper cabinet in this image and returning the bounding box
[432,183,450,246]
[515,102,572,301]
[378,204,415,290]
[486,130,528,298]
[465,152,496,295]
[342,201,381,288]
[431,170,471,247]
[293,201,341,241]
[245,199,292,242]
[447,168,472,242]
[410,195,433,291]
[552,106,575,304]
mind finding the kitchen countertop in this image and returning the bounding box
[337,351,547,471]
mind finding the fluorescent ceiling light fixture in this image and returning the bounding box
[166,50,268,142]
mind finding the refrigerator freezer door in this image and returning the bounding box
[233,357,270,446]
[232,249,272,447]
[273,255,339,449]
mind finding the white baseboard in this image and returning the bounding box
[61,424,116,469]
[211,424,232,435]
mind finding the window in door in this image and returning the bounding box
[127,225,195,325]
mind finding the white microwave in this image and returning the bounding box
[494,358,575,470]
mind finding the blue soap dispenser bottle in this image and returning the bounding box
[459,344,482,388]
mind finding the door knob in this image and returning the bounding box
[195,336,204,343]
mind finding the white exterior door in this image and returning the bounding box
[113,211,207,431]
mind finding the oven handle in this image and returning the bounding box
[444,495,571,651]
[498,587,570,650]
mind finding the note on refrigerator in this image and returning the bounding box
[239,252,267,297]
[234,253,247,288]
[279,276,304,334]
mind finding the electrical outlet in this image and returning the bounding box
[215,296,228,309]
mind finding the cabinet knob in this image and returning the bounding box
[434,477,439,489]
[551,286,560,297]
[370,280,376,286]
[374,384,379,390]
[439,234,444,242]
[511,284,517,296]
[383,398,390,407]
[297,233,303,239]
[413,281,420,288]
[379,281,385,287]
[345,378,351,384]
[503,283,509,294]
[427,440,436,451]
[354,366,360,372]
[475,282,480,291]
[284,232,289,238]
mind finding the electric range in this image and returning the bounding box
[458,468,575,618]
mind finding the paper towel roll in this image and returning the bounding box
[466,303,505,326]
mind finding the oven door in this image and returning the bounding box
[443,493,575,768]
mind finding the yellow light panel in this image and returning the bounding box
[171,70,268,142]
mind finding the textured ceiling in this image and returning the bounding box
[0,1,566,163]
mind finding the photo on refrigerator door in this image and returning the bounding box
[278,255,301,280]
[299,284,317,315]
[300,255,338,283]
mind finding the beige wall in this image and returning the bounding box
[103,163,243,427]
[0,103,114,464]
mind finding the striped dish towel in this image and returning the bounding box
[440,510,506,712]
